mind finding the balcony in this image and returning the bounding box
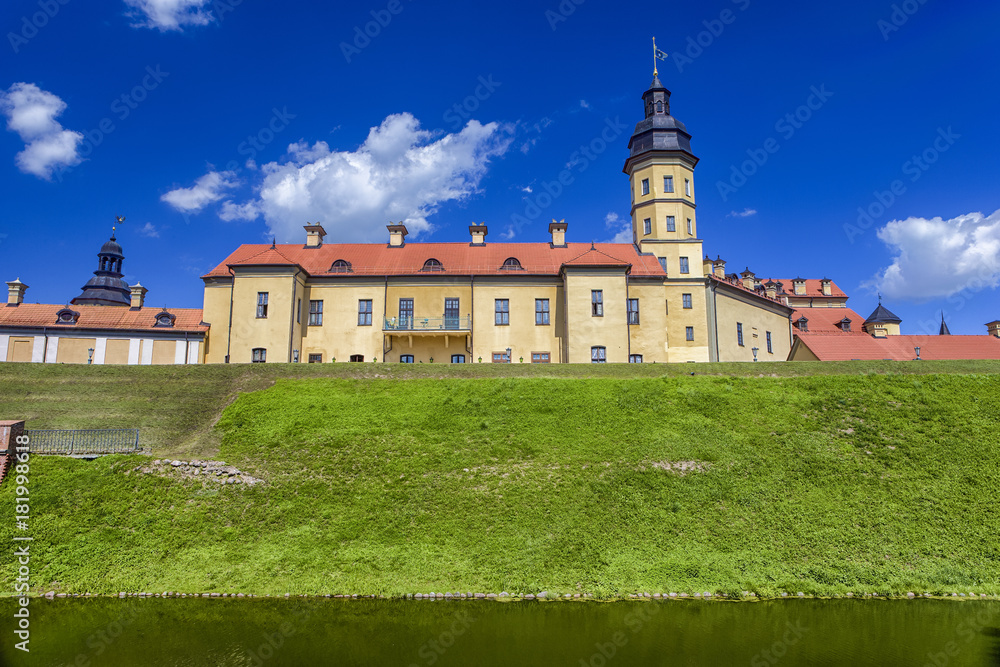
[383,315,471,332]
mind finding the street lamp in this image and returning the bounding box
[505,347,512,364]
[751,347,759,362]
[87,348,94,365]
[914,346,921,360]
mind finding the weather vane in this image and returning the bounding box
[113,215,125,237]
[652,37,668,76]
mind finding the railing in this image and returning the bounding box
[25,429,142,456]
[383,315,471,331]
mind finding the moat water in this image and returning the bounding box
[3,598,999,666]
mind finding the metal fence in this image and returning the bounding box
[25,429,142,456]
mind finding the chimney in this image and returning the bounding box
[469,222,487,246]
[6,278,27,306]
[549,219,567,247]
[820,278,832,297]
[987,320,1000,338]
[304,223,327,248]
[130,282,148,309]
[792,277,806,296]
[713,256,726,279]
[387,222,408,248]
[740,268,756,291]
[702,255,714,276]
[764,280,778,299]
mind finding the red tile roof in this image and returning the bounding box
[791,333,1000,361]
[562,245,632,269]
[203,242,666,279]
[0,304,207,333]
[790,307,866,333]
[767,278,848,299]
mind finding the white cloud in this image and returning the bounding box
[522,185,533,194]
[579,100,590,110]
[0,83,83,180]
[138,222,160,238]
[251,113,513,243]
[604,212,633,244]
[218,200,260,222]
[728,208,757,218]
[161,170,239,214]
[123,0,214,31]
[868,210,1000,300]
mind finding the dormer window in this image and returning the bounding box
[500,257,523,271]
[55,308,80,325]
[836,318,852,332]
[794,317,809,332]
[330,259,353,273]
[422,258,444,272]
[154,310,176,328]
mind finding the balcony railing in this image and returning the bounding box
[383,315,471,331]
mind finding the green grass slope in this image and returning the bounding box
[3,370,999,598]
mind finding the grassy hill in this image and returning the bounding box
[1,361,999,598]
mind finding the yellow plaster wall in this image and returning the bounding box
[299,281,386,362]
[55,337,96,364]
[228,272,298,363]
[151,339,176,365]
[563,269,629,363]
[105,339,130,364]
[626,281,668,363]
[713,291,792,362]
[7,338,32,362]
[471,281,564,364]
[629,156,698,242]
[202,281,233,364]
[665,283,710,362]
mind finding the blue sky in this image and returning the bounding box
[2,0,998,335]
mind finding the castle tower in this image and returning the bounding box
[71,231,132,307]
[622,73,702,277]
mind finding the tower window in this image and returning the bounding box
[679,257,690,274]
[666,216,676,232]
[686,327,695,341]
[592,290,603,317]
[682,294,692,309]
[737,322,744,347]
[256,292,268,319]
[591,346,606,363]
[641,179,649,195]
[664,176,674,193]
[643,218,651,235]
[685,179,691,196]
[687,218,693,235]
[627,298,639,325]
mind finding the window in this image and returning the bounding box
[451,354,466,364]
[330,259,352,273]
[591,346,606,363]
[685,327,694,341]
[627,298,639,325]
[535,299,550,325]
[682,293,692,309]
[153,311,175,327]
[251,348,266,363]
[664,175,674,193]
[685,178,691,196]
[679,257,690,274]
[399,298,413,329]
[422,258,444,271]
[658,257,668,273]
[492,352,510,363]
[256,292,268,318]
[666,216,675,232]
[641,178,649,195]
[358,299,373,326]
[737,322,744,347]
[399,355,414,363]
[592,290,603,317]
[531,352,550,363]
[500,257,523,271]
[308,300,323,326]
[308,354,322,363]
[495,299,509,325]
[643,218,651,235]
[350,354,365,362]
[444,298,460,328]
[766,331,773,354]
[297,299,301,324]
[629,354,643,363]
[687,218,693,235]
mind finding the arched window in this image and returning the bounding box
[500,257,523,271]
[655,101,663,113]
[422,258,444,272]
[330,259,352,273]
[154,311,176,328]
[55,308,80,325]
